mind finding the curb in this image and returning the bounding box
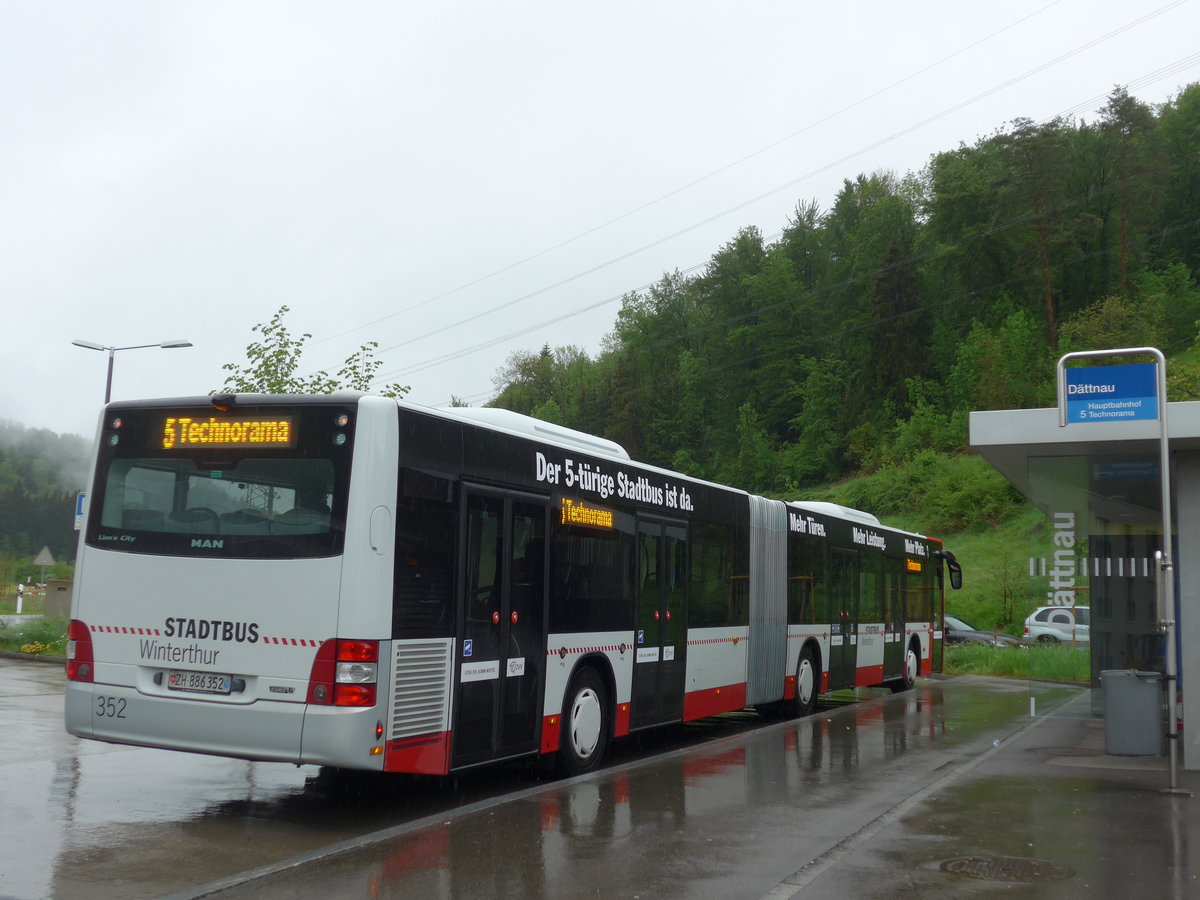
[0,650,66,664]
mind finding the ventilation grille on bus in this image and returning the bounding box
[390,639,452,741]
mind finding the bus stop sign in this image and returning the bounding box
[1065,363,1158,423]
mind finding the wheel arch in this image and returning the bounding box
[800,637,823,676]
[558,653,617,739]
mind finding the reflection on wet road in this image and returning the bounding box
[0,658,1077,899]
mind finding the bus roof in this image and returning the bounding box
[435,406,631,461]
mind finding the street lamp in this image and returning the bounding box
[72,338,194,404]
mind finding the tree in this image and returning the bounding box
[1057,293,1165,355]
[948,308,1053,412]
[858,235,927,415]
[724,402,777,491]
[1134,263,1200,348]
[1156,84,1200,271]
[0,422,88,562]
[221,305,410,396]
[992,117,1085,349]
[1097,86,1161,294]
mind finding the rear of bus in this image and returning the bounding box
[65,394,398,770]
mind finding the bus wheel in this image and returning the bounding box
[558,668,609,776]
[892,642,919,693]
[793,645,819,718]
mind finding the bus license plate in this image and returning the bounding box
[166,669,232,695]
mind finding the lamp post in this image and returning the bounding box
[72,339,193,404]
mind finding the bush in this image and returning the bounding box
[827,451,1021,533]
[0,616,68,656]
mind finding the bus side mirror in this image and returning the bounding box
[947,560,963,590]
[937,550,963,590]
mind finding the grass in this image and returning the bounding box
[0,594,47,616]
[0,616,68,656]
[945,642,1090,684]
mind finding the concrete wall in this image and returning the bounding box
[1174,454,1200,769]
[44,580,73,618]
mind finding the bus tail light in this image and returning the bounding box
[308,639,379,707]
[66,619,94,683]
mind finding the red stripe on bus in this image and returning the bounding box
[260,637,318,647]
[683,683,747,721]
[614,702,631,738]
[856,664,885,687]
[540,714,561,754]
[95,625,162,636]
[543,645,621,656]
[385,732,452,775]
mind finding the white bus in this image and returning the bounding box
[65,393,961,775]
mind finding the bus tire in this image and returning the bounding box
[892,641,919,693]
[558,667,609,776]
[792,644,819,718]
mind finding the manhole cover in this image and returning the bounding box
[940,856,1075,883]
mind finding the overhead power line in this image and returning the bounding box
[309,0,1071,355]
[361,0,1188,378]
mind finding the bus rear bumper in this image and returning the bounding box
[64,682,384,770]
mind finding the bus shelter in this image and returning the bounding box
[970,401,1200,770]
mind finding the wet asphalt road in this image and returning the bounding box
[2,656,1097,899]
[0,657,770,900]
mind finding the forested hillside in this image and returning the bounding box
[0,420,89,564]
[489,85,1200,523]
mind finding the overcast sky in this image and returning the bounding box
[3,0,1198,443]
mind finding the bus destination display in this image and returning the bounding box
[560,497,614,530]
[161,416,295,450]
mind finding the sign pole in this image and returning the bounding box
[1057,347,1184,793]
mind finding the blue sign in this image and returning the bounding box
[463,639,473,658]
[1065,363,1158,423]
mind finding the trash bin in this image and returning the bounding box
[1101,669,1164,756]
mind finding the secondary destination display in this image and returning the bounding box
[560,497,614,529]
[161,416,295,449]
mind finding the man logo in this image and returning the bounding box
[191,539,224,549]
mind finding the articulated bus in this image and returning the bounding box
[65,393,962,775]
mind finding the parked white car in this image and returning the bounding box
[1023,605,1090,645]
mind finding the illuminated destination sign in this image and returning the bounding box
[906,559,924,573]
[560,497,614,530]
[161,416,294,450]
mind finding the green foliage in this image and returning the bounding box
[1134,263,1200,348]
[822,451,1021,535]
[0,422,87,561]
[724,402,778,491]
[485,84,1200,499]
[1057,292,1164,355]
[944,643,1089,684]
[221,305,410,397]
[948,308,1055,412]
[0,616,68,656]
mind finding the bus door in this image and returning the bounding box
[883,556,905,680]
[453,489,547,767]
[630,519,688,730]
[828,548,860,689]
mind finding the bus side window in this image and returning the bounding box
[789,533,827,624]
[549,527,634,633]
[393,471,457,639]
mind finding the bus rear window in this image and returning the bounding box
[85,403,353,559]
